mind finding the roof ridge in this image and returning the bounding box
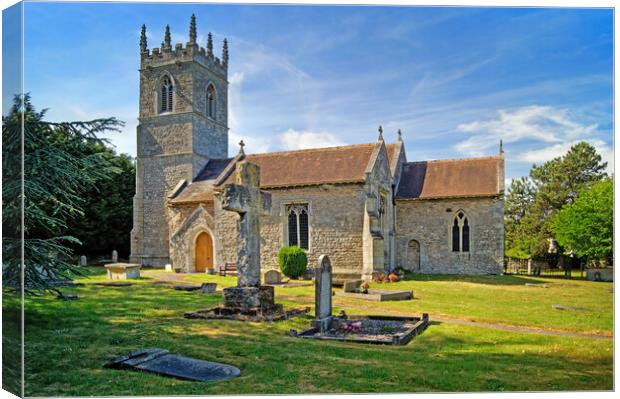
[244,142,376,157]
[405,155,502,165]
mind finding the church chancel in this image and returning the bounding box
[130,15,505,277]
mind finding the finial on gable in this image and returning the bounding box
[222,38,229,67]
[397,128,403,142]
[377,125,384,142]
[163,25,171,48]
[140,24,148,54]
[207,32,213,56]
[238,139,245,155]
[499,139,504,155]
[189,14,197,44]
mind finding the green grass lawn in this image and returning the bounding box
[7,268,613,395]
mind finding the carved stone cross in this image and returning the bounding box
[220,161,271,287]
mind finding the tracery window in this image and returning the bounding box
[207,84,216,119]
[287,204,309,249]
[160,75,173,113]
[452,211,470,252]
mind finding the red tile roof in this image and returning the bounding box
[219,143,387,188]
[396,156,503,200]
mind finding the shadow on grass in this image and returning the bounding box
[403,273,545,286]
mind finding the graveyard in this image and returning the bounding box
[8,267,612,396]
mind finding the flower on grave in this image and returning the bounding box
[388,272,399,283]
[377,273,385,283]
[341,321,362,333]
[361,282,370,294]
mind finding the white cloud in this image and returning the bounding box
[455,105,599,156]
[521,139,614,173]
[279,129,346,151]
[455,105,613,175]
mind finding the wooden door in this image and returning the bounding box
[195,232,213,272]
[407,240,420,271]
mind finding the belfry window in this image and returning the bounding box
[287,204,309,250]
[207,84,216,119]
[452,211,470,253]
[160,75,173,113]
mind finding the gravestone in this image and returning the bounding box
[112,250,118,263]
[164,264,173,272]
[80,255,87,266]
[201,282,217,294]
[313,255,333,333]
[263,270,281,285]
[220,161,273,311]
[343,279,362,293]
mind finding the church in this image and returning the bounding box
[129,16,505,279]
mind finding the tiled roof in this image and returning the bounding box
[169,143,388,204]
[396,156,503,200]
[218,143,384,188]
[168,180,215,204]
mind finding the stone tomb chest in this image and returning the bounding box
[105,263,141,280]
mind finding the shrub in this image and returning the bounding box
[278,246,308,279]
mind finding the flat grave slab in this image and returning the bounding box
[94,282,134,287]
[334,289,413,301]
[104,348,240,382]
[291,314,429,345]
[173,284,203,291]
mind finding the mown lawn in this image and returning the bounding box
[8,268,613,395]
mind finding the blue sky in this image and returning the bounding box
[15,2,614,182]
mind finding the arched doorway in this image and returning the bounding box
[195,232,213,272]
[407,240,420,271]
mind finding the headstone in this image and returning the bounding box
[104,348,240,382]
[220,161,274,312]
[343,279,362,293]
[112,250,118,263]
[105,263,141,280]
[263,270,281,284]
[313,255,333,333]
[201,282,217,294]
[80,255,87,266]
[164,264,173,272]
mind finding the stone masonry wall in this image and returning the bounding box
[395,196,504,275]
[214,183,367,274]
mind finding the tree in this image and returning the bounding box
[504,142,608,259]
[2,95,123,292]
[551,179,613,263]
[64,146,135,258]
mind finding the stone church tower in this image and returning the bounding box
[130,15,229,266]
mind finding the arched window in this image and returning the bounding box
[287,204,309,250]
[451,211,470,253]
[160,75,173,113]
[207,84,216,119]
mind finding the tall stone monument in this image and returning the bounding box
[220,161,275,312]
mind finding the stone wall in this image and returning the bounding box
[214,183,367,274]
[130,41,228,267]
[168,204,216,272]
[394,196,504,275]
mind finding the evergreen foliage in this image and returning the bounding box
[278,246,308,279]
[2,94,124,292]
